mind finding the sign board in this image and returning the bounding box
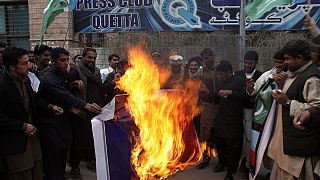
[74,0,320,33]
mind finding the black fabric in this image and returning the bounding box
[68,66,104,149]
[0,155,7,180]
[213,75,249,138]
[0,73,49,155]
[33,66,50,80]
[215,136,243,174]
[0,65,5,77]
[282,64,320,156]
[309,106,320,122]
[78,63,102,85]
[41,134,68,180]
[68,65,104,167]
[234,70,262,82]
[234,70,262,108]
[37,67,87,147]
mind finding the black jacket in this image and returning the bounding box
[37,67,87,147]
[0,73,49,155]
[234,69,262,82]
[213,75,250,138]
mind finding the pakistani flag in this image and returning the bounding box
[246,0,293,20]
[39,0,77,44]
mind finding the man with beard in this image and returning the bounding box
[162,55,185,89]
[234,51,262,176]
[268,40,320,180]
[212,60,249,180]
[235,51,262,82]
[37,48,102,180]
[33,45,52,79]
[67,48,106,178]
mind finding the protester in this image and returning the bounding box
[246,50,286,179]
[234,51,262,177]
[162,55,185,89]
[151,51,164,67]
[212,60,249,180]
[67,48,106,177]
[196,48,219,170]
[0,46,63,180]
[268,40,320,180]
[69,54,82,70]
[103,59,129,104]
[100,54,120,83]
[33,45,52,79]
[28,51,36,64]
[37,48,102,180]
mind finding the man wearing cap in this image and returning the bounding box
[162,55,185,89]
[212,60,250,180]
[151,51,164,67]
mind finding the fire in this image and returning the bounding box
[117,46,202,179]
[200,141,218,158]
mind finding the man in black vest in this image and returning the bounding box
[268,40,320,179]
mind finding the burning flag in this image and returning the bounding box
[117,46,202,179]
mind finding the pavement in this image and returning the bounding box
[69,158,246,180]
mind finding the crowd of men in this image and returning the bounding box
[1,16,320,180]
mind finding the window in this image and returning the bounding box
[0,1,30,49]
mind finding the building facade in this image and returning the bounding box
[0,0,307,70]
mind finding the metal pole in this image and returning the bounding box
[239,0,246,70]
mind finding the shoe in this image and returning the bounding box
[65,167,82,179]
[196,161,209,169]
[224,174,234,180]
[212,162,225,172]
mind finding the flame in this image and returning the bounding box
[200,141,218,158]
[117,46,202,179]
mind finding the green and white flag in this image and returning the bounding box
[40,0,77,44]
[246,0,292,21]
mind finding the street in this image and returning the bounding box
[74,157,244,180]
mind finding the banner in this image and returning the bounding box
[74,0,320,33]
